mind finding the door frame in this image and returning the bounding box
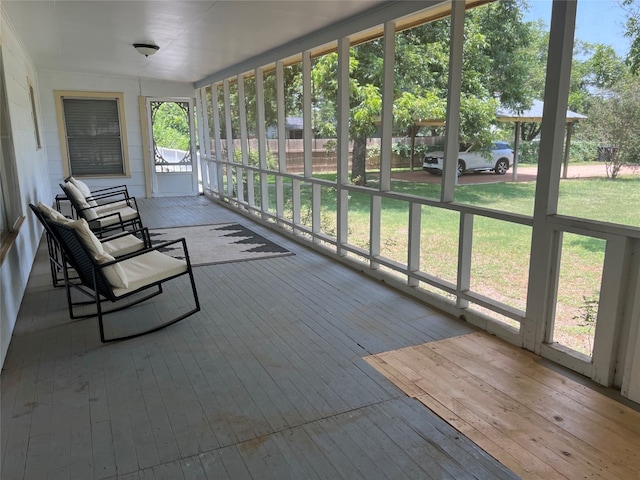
[142,96,198,197]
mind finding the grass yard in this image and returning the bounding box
[283,172,639,356]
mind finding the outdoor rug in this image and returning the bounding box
[148,223,293,266]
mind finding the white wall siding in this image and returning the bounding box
[37,71,194,198]
[0,11,52,367]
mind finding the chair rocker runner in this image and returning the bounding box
[44,213,200,343]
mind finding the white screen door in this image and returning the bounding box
[145,97,199,197]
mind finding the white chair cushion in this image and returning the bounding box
[96,206,138,227]
[64,218,105,257]
[65,182,98,220]
[112,250,187,297]
[95,200,131,215]
[94,252,129,288]
[69,177,98,207]
[37,202,69,222]
[102,234,145,257]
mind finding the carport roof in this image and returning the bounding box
[495,99,587,123]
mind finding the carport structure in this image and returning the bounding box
[496,99,587,180]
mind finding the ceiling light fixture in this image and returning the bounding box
[133,43,160,57]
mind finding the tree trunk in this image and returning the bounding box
[352,135,367,186]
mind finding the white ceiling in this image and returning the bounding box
[3,0,387,85]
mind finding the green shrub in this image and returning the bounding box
[517,139,600,164]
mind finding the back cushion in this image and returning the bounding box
[65,182,98,220]
[69,177,98,207]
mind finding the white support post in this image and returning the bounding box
[255,67,269,216]
[457,212,473,309]
[238,74,254,206]
[441,0,465,203]
[370,196,381,270]
[379,21,395,193]
[408,202,422,287]
[238,74,248,166]
[276,60,287,174]
[194,88,208,192]
[592,236,628,386]
[200,87,212,160]
[523,0,577,351]
[621,240,640,402]
[303,50,313,178]
[336,37,350,256]
[211,83,223,193]
[276,176,284,219]
[292,178,301,233]
[223,78,234,197]
[312,183,321,242]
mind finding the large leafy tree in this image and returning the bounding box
[623,0,640,74]
[582,77,640,178]
[308,0,534,185]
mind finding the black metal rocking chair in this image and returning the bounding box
[30,202,150,288]
[60,182,143,237]
[44,213,200,343]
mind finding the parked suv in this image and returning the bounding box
[423,141,514,176]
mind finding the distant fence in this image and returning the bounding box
[211,136,442,172]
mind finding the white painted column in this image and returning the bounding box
[379,20,395,193]
[408,202,422,287]
[238,73,254,206]
[336,37,350,256]
[275,61,286,219]
[441,0,465,203]
[621,240,640,402]
[210,83,223,193]
[255,67,269,217]
[223,79,234,197]
[303,50,313,178]
[523,0,577,351]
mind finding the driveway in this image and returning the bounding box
[391,163,638,185]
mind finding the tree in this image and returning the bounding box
[582,77,640,178]
[152,102,190,151]
[622,0,640,74]
[308,0,534,185]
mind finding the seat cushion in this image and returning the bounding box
[102,234,145,257]
[112,250,187,297]
[95,252,129,288]
[95,206,139,227]
[95,200,131,214]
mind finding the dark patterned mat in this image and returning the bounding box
[149,223,293,266]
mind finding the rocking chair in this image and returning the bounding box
[44,213,200,342]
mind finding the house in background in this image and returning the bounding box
[1,0,639,411]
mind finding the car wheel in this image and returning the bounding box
[494,159,509,175]
[457,160,465,177]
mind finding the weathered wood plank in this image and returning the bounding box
[368,332,640,480]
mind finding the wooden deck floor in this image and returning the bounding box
[0,195,633,479]
[366,331,640,480]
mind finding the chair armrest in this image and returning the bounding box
[100,227,150,243]
[99,238,190,265]
[88,195,138,210]
[90,185,129,196]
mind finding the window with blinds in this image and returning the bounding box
[55,91,130,177]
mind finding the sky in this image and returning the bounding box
[523,0,631,57]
